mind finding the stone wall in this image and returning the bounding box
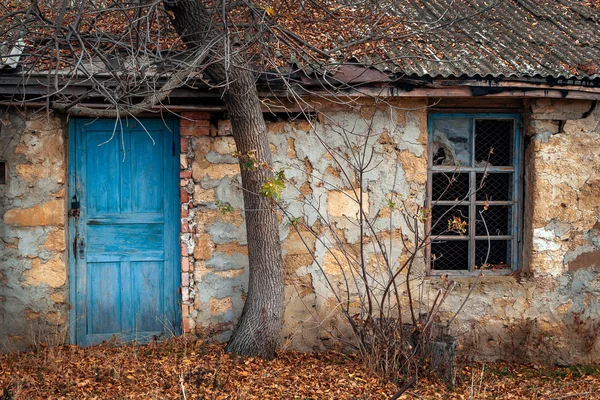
[186,99,430,348]
[0,110,68,352]
[186,98,600,364]
[432,99,600,364]
[1,97,599,364]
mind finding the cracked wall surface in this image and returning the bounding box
[188,98,600,364]
[2,97,600,364]
[432,99,600,364]
[0,110,68,352]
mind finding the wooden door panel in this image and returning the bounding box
[88,262,122,335]
[70,119,180,346]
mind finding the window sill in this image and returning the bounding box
[427,269,516,279]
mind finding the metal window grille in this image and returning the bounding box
[427,115,520,274]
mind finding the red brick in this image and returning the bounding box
[181,305,190,317]
[182,318,191,333]
[180,125,210,136]
[180,179,189,187]
[180,138,189,153]
[181,243,188,257]
[190,127,210,136]
[180,170,192,179]
[181,119,210,128]
[181,220,190,233]
[180,188,190,203]
[181,111,211,121]
[181,256,190,271]
[181,207,189,218]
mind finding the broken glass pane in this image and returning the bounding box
[431,119,472,167]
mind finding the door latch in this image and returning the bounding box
[69,195,80,217]
[78,238,85,259]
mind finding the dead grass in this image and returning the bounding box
[0,336,599,399]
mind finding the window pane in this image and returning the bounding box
[476,205,512,236]
[475,240,511,270]
[476,173,513,201]
[431,119,472,167]
[431,240,469,270]
[431,205,469,236]
[432,173,470,201]
[475,119,514,167]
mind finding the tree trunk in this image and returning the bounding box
[164,0,284,359]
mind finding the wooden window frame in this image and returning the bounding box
[426,113,522,276]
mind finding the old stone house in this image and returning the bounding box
[1,0,600,364]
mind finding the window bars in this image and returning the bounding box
[427,114,521,274]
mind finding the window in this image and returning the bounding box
[427,114,521,274]
[0,161,6,185]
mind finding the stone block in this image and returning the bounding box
[282,225,316,254]
[327,190,369,218]
[285,273,314,298]
[267,121,286,133]
[40,229,66,253]
[16,163,64,183]
[213,137,236,155]
[3,200,65,227]
[322,248,351,276]
[529,99,594,120]
[192,161,240,181]
[23,255,66,288]
[217,119,232,136]
[25,115,62,131]
[49,293,65,303]
[214,269,245,279]
[286,138,297,158]
[193,185,216,204]
[284,253,315,272]
[194,233,214,260]
[214,242,248,255]
[209,296,233,315]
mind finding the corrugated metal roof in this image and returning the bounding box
[1,0,598,83]
[373,0,600,80]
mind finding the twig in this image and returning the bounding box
[179,372,187,400]
[388,377,417,400]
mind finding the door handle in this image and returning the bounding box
[78,238,86,259]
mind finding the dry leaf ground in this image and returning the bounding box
[1,336,599,399]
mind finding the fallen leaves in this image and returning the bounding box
[0,336,599,399]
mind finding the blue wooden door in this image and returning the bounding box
[69,119,180,346]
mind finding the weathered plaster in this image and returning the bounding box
[0,110,68,352]
[2,97,600,365]
[186,98,600,364]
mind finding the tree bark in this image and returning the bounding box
[164,0,284,359]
